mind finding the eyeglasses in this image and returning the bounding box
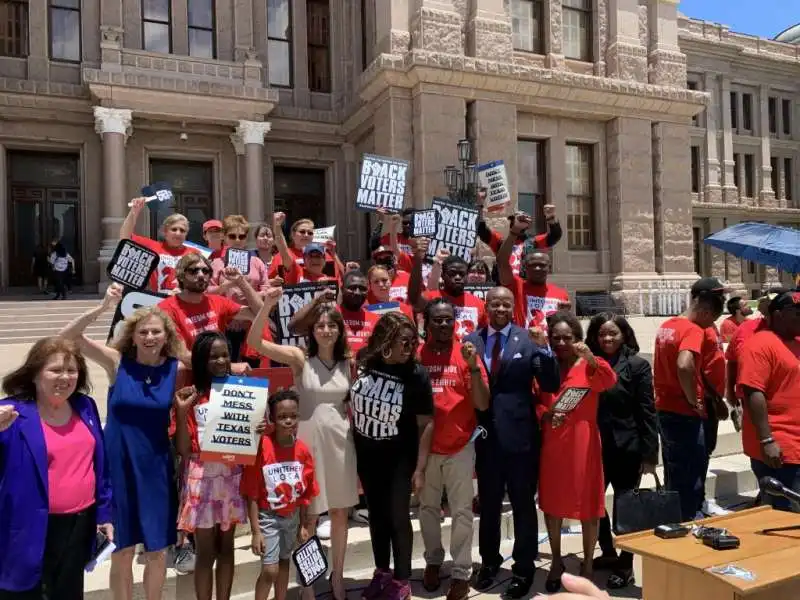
[296,229,314,236]
[186,266,211,275]
[227,234,248,241]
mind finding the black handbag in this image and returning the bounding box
[614,473,683,535]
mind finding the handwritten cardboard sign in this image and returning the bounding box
[225,248,251,276]
[106,239,159,290]
[312,226,336,243]
[477,160,511,213]
[356,154,408,212]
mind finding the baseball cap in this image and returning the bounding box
[768,291,800,313]
[371,245,393,258]
[202,219,223,233]
[758,286,790,302]
[690,277,725,297]
[303,242,325,256]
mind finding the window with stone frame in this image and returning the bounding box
[268,0,292,86]
[562,0,591,62]
[142,0,171,53]
[743,153,755,198]
[690,145,701,194]
[686,77,702,126]
[741,92,753,132]
[307,0,331,93]
[0,0,28,57]
[768,97,778,135]
[733,153,740,190]
[510,0,543,54]
[782,98,792,137]
[565,143,595,250]
[771,156,779,197]
[517,139,547,232]
[784,157,793,203]
[730,91,738,130]
[49,0,80,61]
[360,0,375,70]
[188,0,215,58]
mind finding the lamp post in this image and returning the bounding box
[443,139,477,204]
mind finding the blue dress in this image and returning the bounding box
[105,356,179,552]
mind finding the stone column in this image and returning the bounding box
[647,0,686,87]
[409,0,463,54]
[466,0,512,61]
[606,0,647,82]
[776,156,787,208]
[233,121,272,225]
[293,0,310,107]
[342,143,362,259]
[722,217,745,293]
[94,107,133,289]
[737,156,747,203]
[758,85,776,208]
[703,72,722,203]
[719,76,738,203]
[373,92,414,206]
[375,0,410,54]
[707,216,727,282]
[545,0,564,69]
[27,0,49,79]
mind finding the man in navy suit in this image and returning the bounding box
[465,286,560,598]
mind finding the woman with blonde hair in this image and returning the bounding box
[60,284,187,600]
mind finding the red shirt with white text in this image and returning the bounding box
[158,293,242,347]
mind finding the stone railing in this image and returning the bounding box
[629,280,697,316]
[679,17,800,63]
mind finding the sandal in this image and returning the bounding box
[544,564,566,593]
[607,569,635,589]
[592,553,619,570]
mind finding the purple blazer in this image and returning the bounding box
[0,394,113,592]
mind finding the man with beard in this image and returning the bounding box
[418,299,489,600]
[408,239,487,341]
[158,253,263,349]
[464,287,560,598]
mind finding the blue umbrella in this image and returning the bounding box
[704,222,800,273]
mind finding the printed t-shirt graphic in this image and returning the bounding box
[508,275,569,329]
[132,234,197,293]
[423,290,487,341]
[487,232,553,277]
[338,306,379,355]
[158,294,242,347]
[350,370,405,440]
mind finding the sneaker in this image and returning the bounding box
[317,516,331,540]
[380,579,411,600]
[702,498,732,516]
[362,569,392,600]
[174,542,196,575]
[351,508,369,525]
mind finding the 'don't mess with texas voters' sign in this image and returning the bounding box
[107,240,159,290]
[356,154,408,212]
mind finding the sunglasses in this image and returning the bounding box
[186,266,211,275]
[296,229,314,236]
[227,234,248,241]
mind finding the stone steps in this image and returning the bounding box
[0,297,112,344]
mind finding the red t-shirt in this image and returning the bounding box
[719,316,740,344]
[380,233,412,256]
[132,234,197,293]
[725,318,766,363]
[366,270,410,305]
[508,275,570,329]
[284,259,341,286]
[240,435,319,516]
[268,246,335,279]
[488,230,551,277]
[419,342,487,455]
[158,293,242,347]
[738,330,800,464]
[702,325,726,398]
[171,392,210,454]
[339,305,379,355]
[423,290,487,341]
[653,316,708,418]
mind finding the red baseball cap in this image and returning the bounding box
[202,219,223,233]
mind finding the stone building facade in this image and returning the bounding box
[0,0,797,303]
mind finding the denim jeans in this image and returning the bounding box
[751,459,800,512]
[658,411,709,521]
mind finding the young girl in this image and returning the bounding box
[173,331,248,600]
[241,390,319,600]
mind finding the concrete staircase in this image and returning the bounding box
[0,296,110,344]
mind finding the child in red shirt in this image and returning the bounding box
[241,390,319,600]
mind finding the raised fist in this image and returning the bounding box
[461,342,479,368]
[273,212,286,227]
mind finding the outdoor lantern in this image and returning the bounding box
[457,139,471,163]
[444,165,458,189]
[465,163,477,186]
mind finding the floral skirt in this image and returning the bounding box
[177,456,247,532]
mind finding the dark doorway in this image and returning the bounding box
[149,159,214,244]
[273,166,326,228]
[7,151,81,287]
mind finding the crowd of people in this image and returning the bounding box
[1,189,799,600]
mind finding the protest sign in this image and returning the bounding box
[313,226,336,243]
[477,161,511,213]
[273,282,338,347]
[107,289,167,342]
[426,198,479,262]
[198,375,269,466]
[293,536,329,588]
[365,302,402,316]
[553,387,590,413]
[225,248,251,275]
[128,182,174,208]
[411,210,438,238]
[183,241,213,258]
[356,154,408,212]
[106,240,158,290]
[464,283,494,303]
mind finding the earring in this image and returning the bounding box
[381,347,392,360]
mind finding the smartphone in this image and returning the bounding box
[654,524,691,539]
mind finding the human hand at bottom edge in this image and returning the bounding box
[533,573,611,599]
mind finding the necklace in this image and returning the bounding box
[317,357,337,371]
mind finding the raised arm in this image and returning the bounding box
[407,238,431,312]
[426,248,448,291]
[246,287,306,373]
[220,267,263,320]
[462,342,489,411]
[287,288,337,336]
[120,197,146,240]
[272,212,294,272]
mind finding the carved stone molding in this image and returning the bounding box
[100,26,123,46]
[233,120,272,147]
[606,42,648,82]
[93,106,132,140]
[410,7,463,54]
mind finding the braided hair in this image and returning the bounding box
[191,330,230,394]
[357,311,419,373]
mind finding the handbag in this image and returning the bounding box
[614,472,683,535]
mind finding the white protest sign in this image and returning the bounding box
[183,241,213,258]
[411,210,438,238]
[356,154,408,213]
[225,248,251,276]
[313,226,336,243]
[464,283,494,302]
[199,375,269,466]
[107,289,167,342]
[273,282,338,347]
[477,160,511,213]
[426,198,479,262]
[107,240,159,290]
[293,536,329,588]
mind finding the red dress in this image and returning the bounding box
[537,357,617,520]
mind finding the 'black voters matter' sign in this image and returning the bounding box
[426,198,479,262]
[356,154,408,212]
[224,248,251,276]
[411,209,438,238]
[293,536,328,588]
[464,283,494,302]
[273,282,338,347]
[107,240,159,290]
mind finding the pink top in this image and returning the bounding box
[41,413,96,514]
[209,256,270,304]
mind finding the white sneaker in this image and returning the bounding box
[317,516,331,540]
[702,499,732,516]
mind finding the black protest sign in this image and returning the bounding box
[464,283,494,302]
[107,289,167,343]
[107,240,159,290]
[553,387,590,412]
[273,282,338,347]
[225,248,251,276]
[356,154,408,213]
[426,198,479,262]
[292,536,328,588]
[411,210,438,238]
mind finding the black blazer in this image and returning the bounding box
[597,348,659,465]
[465,324,560,454]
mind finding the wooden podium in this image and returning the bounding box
[617,506,800,599]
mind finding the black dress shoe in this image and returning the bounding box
[472,564,500,591]
[504,576,533,599]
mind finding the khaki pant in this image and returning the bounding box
[419,443,475,581]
